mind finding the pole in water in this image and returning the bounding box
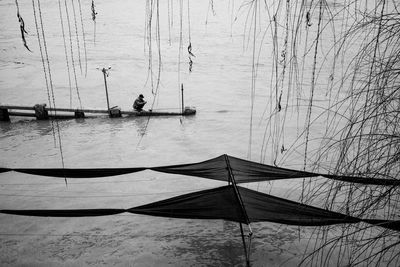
[101,67,111,113]
[181,83,184,114]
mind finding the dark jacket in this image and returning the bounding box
[133,97,146,111]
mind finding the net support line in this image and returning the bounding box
[224,154,253,267]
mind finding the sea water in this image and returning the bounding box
[0,0,382,266]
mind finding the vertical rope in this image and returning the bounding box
[225,154,253,266]
[271,9,280,164]
[33,0,67,184]
[37,0,63,162]
[137,0,161,147]
[70,0,83,74]
[167,0,171,45]
[64,0,82,109]
[57,0,73,109]
[229,0,234,37]
[77,0,88,77]
[155,0,161,93]
[15,0,32,52]
[187,0,194,73]
[146,0,154,93]
[32,0,55,141]
[178,0,183,112]
[248,1,257,160]
[352,0,386,174]
[91,0,97,45]
[187,0,191,43]
[299,1,311,204]
[275,0,291,164]
[170,0,173,27]
[303,0,324,170]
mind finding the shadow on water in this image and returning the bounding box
[0,119,55,137]
[0,113,192,138]
[154,220,245,266]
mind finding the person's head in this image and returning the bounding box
[139,94,144,99]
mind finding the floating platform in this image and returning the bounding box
[0,104,196,121]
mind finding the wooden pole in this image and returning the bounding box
[102,68,111,113]
[239,223,250,267]
[0,108,10,121]
[224,154,252,267]
[181,83,184,114]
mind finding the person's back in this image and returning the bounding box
[133,94,147,111]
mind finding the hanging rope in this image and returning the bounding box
[64,0,82,109]
[178,0,183,112]
[187,0,195,73]
[248,1,257,160]
[32,0,67,185]
[91,0,97,44]
[144,0,154,93]
[57,0,73,109]
[142,0,162,96]
[167,0,171,45]
[31,0,53,120]
[155,0,161,94]
[37,0,65,174]
[70,0,83,74]
[304,0,324,170]
[205,0,216,25]
[15,0,32,52]
[77,0,88,77]
[136,0,163,148]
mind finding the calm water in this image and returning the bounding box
[0,0,372,266]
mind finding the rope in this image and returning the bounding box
[70,0,83,74]
[275,0,291,164]
[167,0,171,45]
[145,0,154,93]
[155,0,161,94]
[57,0,73,109]
[77,0,88,77]
[187,0,195,73]
[15,0,32,52]
[248,1,257,160]
[178,0,183,112]
[205,0,216,25]
[31,0,55,142]
[187,0,191,43]
[304,0,324,170]
[33,0,67,184]
[64,0,83,109]
[136,0,164,148]
[91,0,97,44]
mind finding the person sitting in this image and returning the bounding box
[133,94,147,111]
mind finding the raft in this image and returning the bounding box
[0,104,196,121]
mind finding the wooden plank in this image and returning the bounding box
[46,107,109,114]
[1,105,109,114]
[121,110,183,116]
[1,105,196,118]
[8,111,36,117]
[8,111,84,120]
[0,105,35,110]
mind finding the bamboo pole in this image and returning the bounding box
[102,68,111,113]
[181,83,184,114]
[224,154,253,267]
